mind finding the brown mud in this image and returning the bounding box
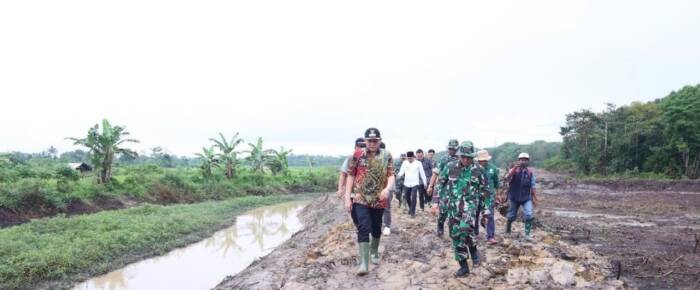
[536,169,700,290]
[216,190,630,290]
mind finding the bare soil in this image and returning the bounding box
[536,169,700,290]
[0,196,133,228]
[216,191,629,290]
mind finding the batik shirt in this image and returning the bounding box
[347,148,394,209]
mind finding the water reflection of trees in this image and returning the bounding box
[205,224,244,256]
[89,270,127,290]
[203,203,302,256]
[246,206,294,250]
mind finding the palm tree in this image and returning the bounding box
[195,146,220,178]
[245,137,275,173]
[67,119,139,183]
[210,132,244,179]
[268,146,293,175]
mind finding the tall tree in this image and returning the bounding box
[67,119,139,183]
[559,109,604,174]
[662,85,700,178]
[210,132,243,179]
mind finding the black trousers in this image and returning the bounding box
[403,185,420,216]
[355,203,385,243]
[350,202,358,226]
[417,185,427,210]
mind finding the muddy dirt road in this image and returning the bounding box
[216,189,630,289]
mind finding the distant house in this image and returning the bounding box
[68,162,93,173]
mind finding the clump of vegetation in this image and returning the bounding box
[0,122,337,217]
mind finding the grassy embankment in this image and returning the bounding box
[0,164,336,224]
[0,193,318,289]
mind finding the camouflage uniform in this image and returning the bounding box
[394,154,406,207]
[437,142,492,268]
[431,139,459,232]
[434,153,458,225]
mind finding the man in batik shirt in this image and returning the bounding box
[344,127,395,276]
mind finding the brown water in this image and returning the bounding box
[72,200,308,290]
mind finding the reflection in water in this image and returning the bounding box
[73,201,308,290]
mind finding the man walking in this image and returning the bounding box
[337,138,366,198]
[394,153,407,208]
[416,149,433,211]
[396,151,427,217]
[344,128,395,276]
[505,152,538,241]
[476,149,499,245]
[432,141,491,277]
[427,139,459,236]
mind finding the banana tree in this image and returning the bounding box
[245,137,275,173]
[67,119,139,184]
[268,146,293,175]
[195,146,220,178]
[210,132,243,179]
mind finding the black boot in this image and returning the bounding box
[454,259,470,277]
[469,245,480,267]
[437,222,444,236]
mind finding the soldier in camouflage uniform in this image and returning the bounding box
[428,139,459,236]
[476,149,499,245]
[436,141,492,277]
[394,153,407,208]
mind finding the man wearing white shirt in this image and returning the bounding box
[396,151,428,217]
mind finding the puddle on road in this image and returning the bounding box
[73,200,308,290]
[547,209,656,227]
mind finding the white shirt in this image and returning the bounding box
[397,159,427,188]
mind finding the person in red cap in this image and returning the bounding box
[344,127,395,276]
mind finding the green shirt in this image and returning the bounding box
[481,163,499,208]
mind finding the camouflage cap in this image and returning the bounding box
[456,141,476,158]
[447,139,459,150]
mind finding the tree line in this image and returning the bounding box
[557,84,700,178]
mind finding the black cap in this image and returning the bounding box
[416,149,423,154]
[406,151,415,158]
[380,142,386,149]
[354,138,365,148]
[364,127,381,139]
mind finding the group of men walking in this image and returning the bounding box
[338,127,538,278]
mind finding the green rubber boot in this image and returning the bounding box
[357,242,369,276]
[524,218,533,241]
[506,218,514,235]
[370,238,380,264]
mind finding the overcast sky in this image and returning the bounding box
[1,0,699,157]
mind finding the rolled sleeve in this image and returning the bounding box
[385,152,395,178]
[340,158,349,173]
[347,154,359,177]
